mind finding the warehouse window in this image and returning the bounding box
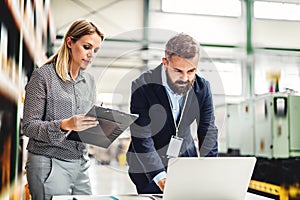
[254,52,300,95]
[255,65,300,95]
[254,1,300,21]
[162,0,241,17]
[199,61,242,96]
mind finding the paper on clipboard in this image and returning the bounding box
[66,105,138,148]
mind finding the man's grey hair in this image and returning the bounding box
[165,33,200,60]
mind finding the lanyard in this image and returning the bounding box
[167,90,190,137]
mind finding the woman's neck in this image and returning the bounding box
[69,64,80,80]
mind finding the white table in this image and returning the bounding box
[53,192,275,200]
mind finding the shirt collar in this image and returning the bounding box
[77,69,85,82]
[68,69,85,83]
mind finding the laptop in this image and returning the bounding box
[162,157,257,200]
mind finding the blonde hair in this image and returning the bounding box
[46,19,105,81]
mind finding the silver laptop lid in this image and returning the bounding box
[163,157,256,200]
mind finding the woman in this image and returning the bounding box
[23,19,104,200]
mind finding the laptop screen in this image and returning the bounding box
[163,157,256,200]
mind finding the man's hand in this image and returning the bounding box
[157,178,166,192]
[60,114,98,132]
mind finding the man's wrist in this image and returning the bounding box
[153,171,167,185]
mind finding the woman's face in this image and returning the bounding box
[67,33,102,70]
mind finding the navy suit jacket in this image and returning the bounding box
[126,64,218,191]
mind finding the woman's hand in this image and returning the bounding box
[60,114,98,132]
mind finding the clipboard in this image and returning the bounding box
[66,105,138,148]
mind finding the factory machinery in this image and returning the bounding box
[216,92,300,200]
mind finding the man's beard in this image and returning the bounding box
[166,70,193,95]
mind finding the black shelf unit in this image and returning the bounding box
[0,0,55,199]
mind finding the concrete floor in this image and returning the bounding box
[89,159,137,195]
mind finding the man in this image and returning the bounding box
[126,33,218,194]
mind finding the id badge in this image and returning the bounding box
[166,135,183,158]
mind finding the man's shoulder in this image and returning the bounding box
[132,64,162,86]
[194,74,209,88]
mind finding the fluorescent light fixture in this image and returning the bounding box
[254,1,300,21]
[162,0,241,17]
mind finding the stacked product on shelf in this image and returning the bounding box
[0,0,55,199]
